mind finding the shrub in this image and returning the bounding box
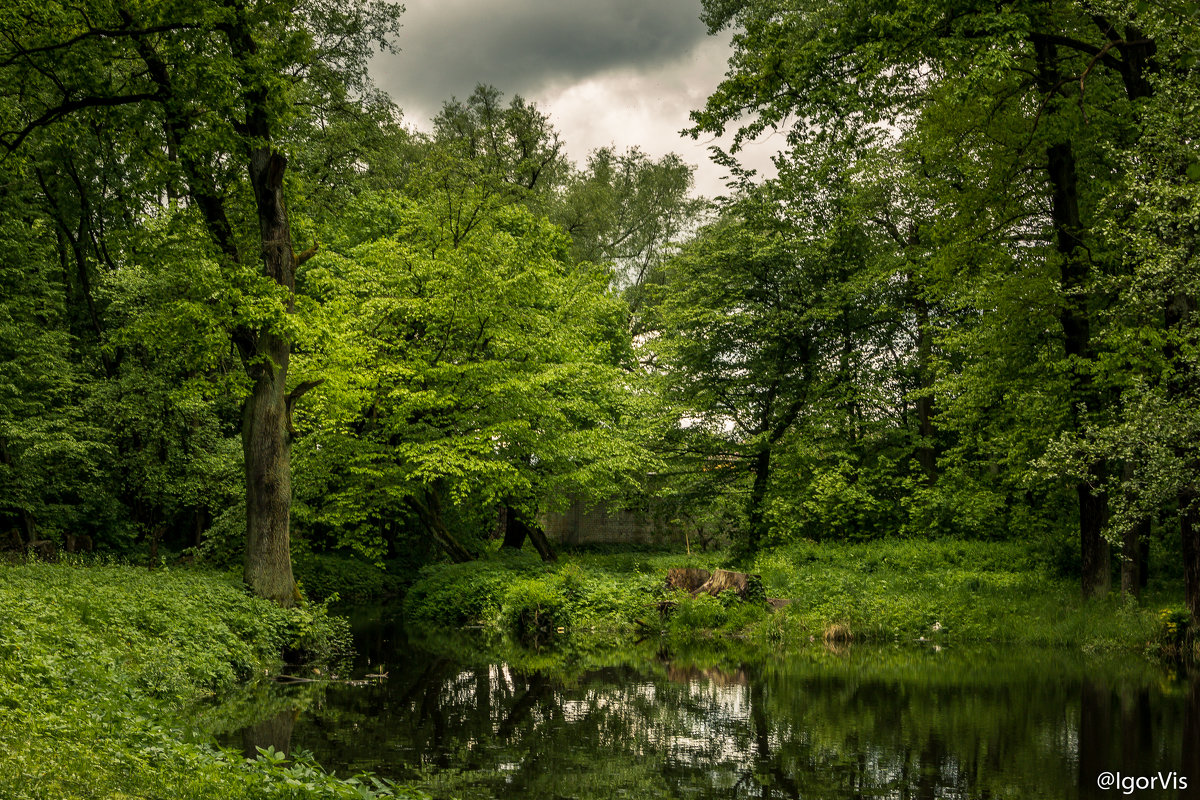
[500,576,568,642]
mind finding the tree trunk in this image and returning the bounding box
[744,447,771,556]
[1164,266,1198,625]
[914,291,937,483]
[242,148,299,607]
[408,488,474,563]
[1120,463,1147,599]
[1120,521,1146,600]
[1035,40,1108,600]
[242,335,297,604]
[1182,493,1200,629]
[1079,477,1111,599]
[501,504,556,562]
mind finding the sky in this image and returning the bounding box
[367,0,780,199]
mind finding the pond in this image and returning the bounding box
[227,607,1200,799]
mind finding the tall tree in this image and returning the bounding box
[291,190,653,562]
[1,0,400,604]
[686,0,1187,597]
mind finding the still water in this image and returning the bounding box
[231,608,1200,799]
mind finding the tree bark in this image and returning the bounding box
[241,148,300,606]
[1120,520,1146,600]
[1120,463,1147,599]
[914,289,937,483]
[1048,137,1106,598]
[1078,476,1111,598]
[407,489,474,563]
[1035,38,1110,599]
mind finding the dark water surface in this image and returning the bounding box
[233,607,1200,799]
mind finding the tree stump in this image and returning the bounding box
[665,567,711,593]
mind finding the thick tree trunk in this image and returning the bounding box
[1047,139,1108,597]
[1164,277,1198,625]
[242,336,297,604]
[1036,41,1108,599]
[1079,478,1110,598]
[1120,521,1146,600]
[501,506,526,550]
[1120,463,1147,599]
[1139,535,1150,592]
[242,148,299,607]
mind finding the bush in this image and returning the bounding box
[500,576,568,641]
[293,553,405,603]
[403,552,543,625]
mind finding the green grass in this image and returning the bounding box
[749,539,1167,650]
[0,562,426,800]
[403,539,1177,654]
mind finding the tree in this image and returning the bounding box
[686,0,1191,598]
[291,189,655,563]
[1,0,400,604]
[553,146,701,324]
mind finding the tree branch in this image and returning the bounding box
[2,92,159,154]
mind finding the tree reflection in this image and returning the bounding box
[274,632,1189,800]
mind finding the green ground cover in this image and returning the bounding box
[0,563,426,800]
[404,540,1179,654]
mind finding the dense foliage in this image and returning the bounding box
[403,541,1172,652]
[1,0,1198,630]
[0,563,425,799]
[639,0,1200,621]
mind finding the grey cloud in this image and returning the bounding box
[371,0,710,124]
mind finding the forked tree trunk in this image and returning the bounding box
[501,504,556,562]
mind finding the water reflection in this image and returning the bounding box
[234,610,1195,799]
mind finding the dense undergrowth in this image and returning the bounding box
[404,540,1181,655]
[0,563,426,800]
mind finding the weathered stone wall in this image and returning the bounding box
[542,498,677,547]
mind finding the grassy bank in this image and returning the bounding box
[0,563,425,800]
[404,540,1181,654]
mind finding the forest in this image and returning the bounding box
[2,0,1198,619]
[2,0,1200,798]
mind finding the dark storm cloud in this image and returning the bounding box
[372,0,711,124]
